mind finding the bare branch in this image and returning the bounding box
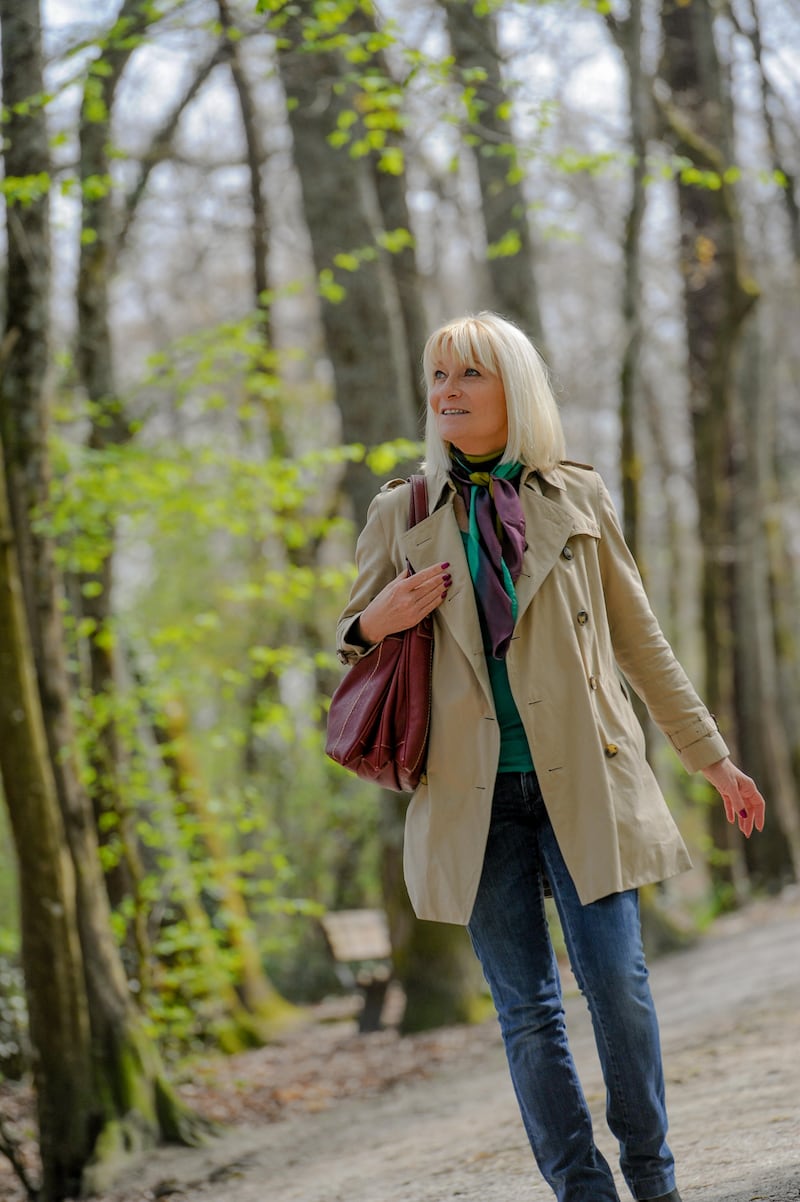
[116,45,225,257]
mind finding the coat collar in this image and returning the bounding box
[423,461,567,510]
[401,462,576,700]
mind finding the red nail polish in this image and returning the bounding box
[441,562,450,568]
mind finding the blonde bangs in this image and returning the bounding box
[422,318,500,390]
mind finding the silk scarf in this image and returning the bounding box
[449,449,527,659]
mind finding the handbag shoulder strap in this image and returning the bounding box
[408,474,429,529]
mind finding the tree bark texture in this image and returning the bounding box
[732,323,800,886]
[0,433,93,1202]
[441,0,545,348]
[659,0,759,902]
[275,2,418,527]
[605,2,659,761]
[342,4,429,416]
[1,3,206,1192]
[607,3,649,564]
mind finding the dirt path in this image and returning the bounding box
[98,889,800,1202]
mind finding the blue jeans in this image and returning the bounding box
[467,771,676,1202]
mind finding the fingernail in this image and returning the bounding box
[441,590,448,599]
[441,562,450,568]
[443,575,452,585]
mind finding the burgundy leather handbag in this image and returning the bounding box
[325,475,433,793]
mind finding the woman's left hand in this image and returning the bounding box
[701,757,766,838]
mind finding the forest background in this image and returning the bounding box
[0,0,799,1199]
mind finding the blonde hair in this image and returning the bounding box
[422,311,565,474]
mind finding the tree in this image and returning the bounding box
[272,0,486,1028]
[0,435,93,1202]
[726,0,800,886]
[273,0,419,528]
[605,1,649,563]
[441,0,545,346]
[0,2,207,1195]
[75,0,296,1043]
[658,0,799,900]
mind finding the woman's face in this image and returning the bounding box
[429,349,508,456]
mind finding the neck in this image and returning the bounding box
[452,445,506,467]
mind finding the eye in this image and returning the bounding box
[432,369,446,380]
[464,367,480,376]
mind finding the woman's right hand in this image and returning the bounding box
[357,562,452,645]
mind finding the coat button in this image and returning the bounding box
[561,545,574,560]
[576,610,589,626]
[605,743,619,758]
[589,675,598,690]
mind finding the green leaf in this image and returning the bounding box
[333,252,360,271]
[1,172,51,206]
[319,268,346,303]
[377,145,404,175]
[487,229,522,259]
[378,227,414,254]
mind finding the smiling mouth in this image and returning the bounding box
[441,408,468,415]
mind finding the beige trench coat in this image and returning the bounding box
[336,462,729,925]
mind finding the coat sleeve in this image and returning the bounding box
[595,473,730,773]
[335,485,408,665]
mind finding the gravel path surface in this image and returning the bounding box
[95,889,800,1202]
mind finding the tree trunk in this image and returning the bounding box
[340,4,430,416]
[76,0,148,920]
[733,0,800,262]
[732,321,800,886]
[658,0,759,905]
[217,0,270,319]
[605,1,661,768]
[275,3,485,1029]
[1,4,207,1194]
[441,0,545,347]
[0,431,93,1202]
[158,699,299,1035]
[606,3,648,564]
[275,1,418,528]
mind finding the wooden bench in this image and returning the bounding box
[320,908,393,1033]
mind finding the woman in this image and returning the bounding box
[335,312,766,1202]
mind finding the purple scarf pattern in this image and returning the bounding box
[449,451,527,659]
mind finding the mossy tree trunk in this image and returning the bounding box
[0,4,208,1196]
[76,0,153,923]
[77,0,294,1041]
[0,434,94,1202]
[158,700,300,1037]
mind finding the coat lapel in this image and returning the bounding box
[399,499,492,701]
[398,469,579,699]
[513,476,575,625]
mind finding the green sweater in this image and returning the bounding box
[461,533,533,773]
